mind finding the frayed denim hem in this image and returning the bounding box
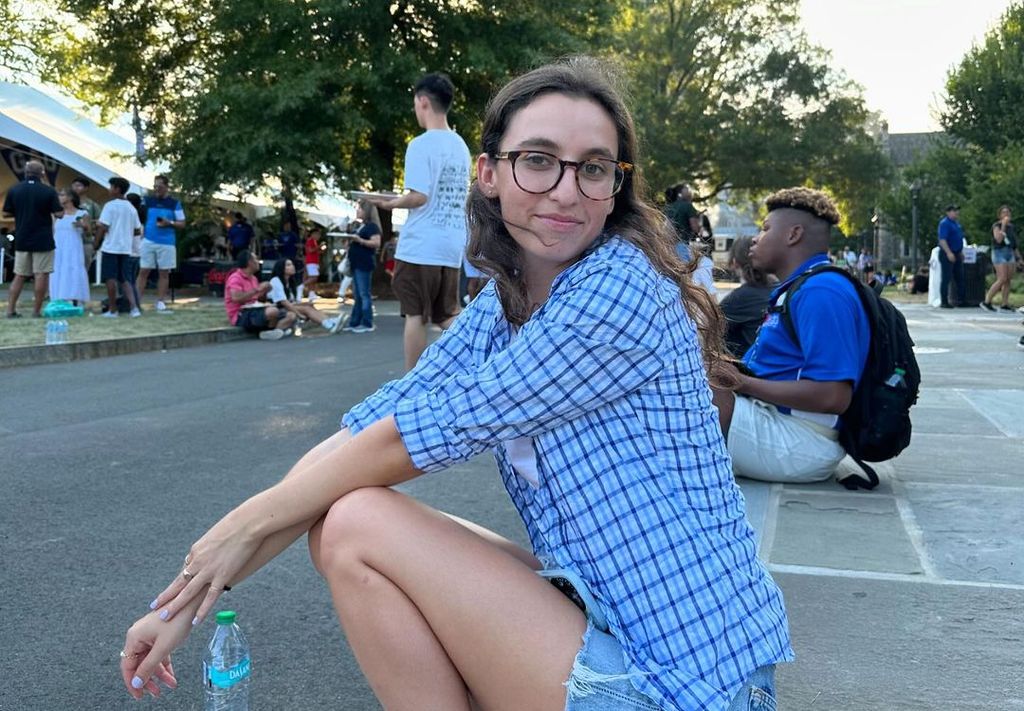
[564,623,659,711]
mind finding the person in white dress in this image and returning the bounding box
[49,189,91,304]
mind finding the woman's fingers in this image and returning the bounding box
[157,574,209,622]
[149,573,190,613]
[154,656,178,689]
[193,582,227,626]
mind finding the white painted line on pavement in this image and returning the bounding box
[768,564,1024,591]
[891,481,940,579]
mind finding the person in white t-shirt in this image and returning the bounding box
[370,73,471,370]
[94,177,142,318]
[268,258,341,333]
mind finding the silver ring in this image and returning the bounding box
[120,650,139,659]
[182,567,194,582]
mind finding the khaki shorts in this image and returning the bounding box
[727,396,844,483]
[139,240,177,270]
[14,250,54,276]
[392,259,461,325]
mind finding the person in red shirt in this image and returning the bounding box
[302,228,322,301]
[223,250,297,340]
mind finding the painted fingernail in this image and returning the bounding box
[149,598,158,610]
[159,609,169,621]
[191,616,200,626]
[131,676,144,689]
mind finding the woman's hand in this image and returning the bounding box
[119,608,192,699]
[148,504,264,626]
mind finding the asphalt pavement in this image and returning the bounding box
[0,300,1021,710]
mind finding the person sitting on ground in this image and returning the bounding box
[119,57,791,711]
[863,265,884,295]
[713,187,870,484]
[719,235,774,358]
[223,249,296,340]
[268,257,341,333]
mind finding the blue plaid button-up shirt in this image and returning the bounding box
[343,237,793,710]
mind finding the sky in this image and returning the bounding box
[799,0,1013,133]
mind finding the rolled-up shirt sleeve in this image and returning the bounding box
[341,296,489,434]
[394,268,667,473]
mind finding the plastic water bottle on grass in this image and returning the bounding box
[45,320,56,345]
[203,610,251,710]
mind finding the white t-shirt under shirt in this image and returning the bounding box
[97,198,142,256]
[395,129,471,269]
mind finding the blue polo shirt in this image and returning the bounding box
[744,254,869,390]
[143,195,185,245]
[937,216,964,253]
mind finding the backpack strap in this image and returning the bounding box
[837,455,881,490]
[769,264,862,350]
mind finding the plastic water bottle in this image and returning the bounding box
[203,611,251,710]
[884,367,906,388]
[58,320,68,344]
[45,320,56,345]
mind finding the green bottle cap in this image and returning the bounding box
[895,368,906,375]
[215,611,237,625]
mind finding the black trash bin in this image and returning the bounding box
[954,252,990,307]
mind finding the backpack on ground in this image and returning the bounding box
[774,264,921,490]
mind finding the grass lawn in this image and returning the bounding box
[0,293,232,348]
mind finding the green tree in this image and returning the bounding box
[616,0,889,235]
[942,2,1024,152]
[0,1,57,80]
[45,0,618,203]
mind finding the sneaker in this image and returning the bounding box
[282,328,294,338]
[129,308,142,318]
[5,312,21,319]
[1018,306,1024,315]
[341,323,354,332]
[324,318,343,334]
[1019,335,1024,350]
[352,324,376,333]
[999,305,1014,313]
[980,302,996,312]
[101,311,119,318]
[155,300,172,313]
[940,303,954,309]
[259,328,285,340]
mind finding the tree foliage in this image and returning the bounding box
[44,0,619,201]
[616,0,890,235]
[942,2,1024,153]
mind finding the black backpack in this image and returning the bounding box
[773,264,921,490]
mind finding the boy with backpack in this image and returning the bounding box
[714,188,919,490]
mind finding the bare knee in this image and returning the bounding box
[309,487,396,580]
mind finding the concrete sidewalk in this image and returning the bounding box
[738,303,1024,709]
[0,298,1020,710]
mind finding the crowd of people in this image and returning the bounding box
[0,55,1016,711]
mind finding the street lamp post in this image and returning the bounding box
[910,180,921,272]
[871,211,880,269]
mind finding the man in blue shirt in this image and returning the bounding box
[138,174,186,313]
[937,203,966,308]
[226,212,254,259]
[715,187,870,483]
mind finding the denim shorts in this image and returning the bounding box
[992,246,1016,265]
[557,569,778,711]
[564,621,778,711]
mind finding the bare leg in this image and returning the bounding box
[6,274,26,315]
[999,264,1012,306]
[121,278,138,309]
[157,270,170,304]
[404,315,428,371]
[136,268,151,305]
[711,386,735,439]
[287,302,326,325]
[308,488,586,711]
[32,272,49,316]
[106,279,118,312]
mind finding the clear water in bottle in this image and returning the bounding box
[884,367,907,388]
[45,320,56,345]
[203,610,251,711]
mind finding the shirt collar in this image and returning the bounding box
[772,253,830,298]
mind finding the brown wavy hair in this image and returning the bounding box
[466,56,728,375]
